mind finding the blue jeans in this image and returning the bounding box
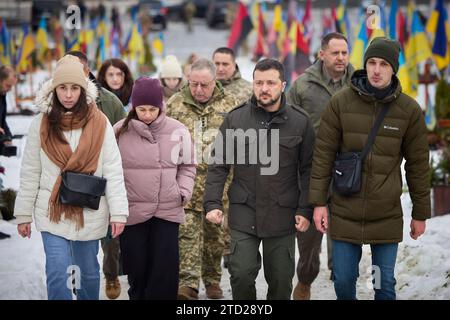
[41,232,100,300]
[332,240,398,300]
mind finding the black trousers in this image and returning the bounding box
[120,217,179,300]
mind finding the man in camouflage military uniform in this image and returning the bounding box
[213,47,253,106]
[212,47,253,269]
[166,58,238,300]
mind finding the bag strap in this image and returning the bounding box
[360,103,390,161]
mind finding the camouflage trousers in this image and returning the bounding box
[179,209,225,290]
[101,227,122,280]
[223,211,231,255]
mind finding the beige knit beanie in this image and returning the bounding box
[160,55,183,79]
[52,55,87,91]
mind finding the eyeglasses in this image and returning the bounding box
[188,78,215,89]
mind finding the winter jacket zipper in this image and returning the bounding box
[362,102,377,244]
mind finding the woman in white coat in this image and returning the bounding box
[14,55,129,300]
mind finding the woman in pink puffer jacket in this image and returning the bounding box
[114,77,196,300]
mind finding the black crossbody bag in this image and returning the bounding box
[59,171,107,210]
[333,104,390,196]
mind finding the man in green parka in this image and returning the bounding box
[309,37,430,300]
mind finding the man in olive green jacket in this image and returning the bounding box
[287,32,354,300]
[309,37,430,300]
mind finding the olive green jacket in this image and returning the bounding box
[309,70,430,244]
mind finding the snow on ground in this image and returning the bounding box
[396,194,450,300]
[1,118,448,300]
[2,191,449,300]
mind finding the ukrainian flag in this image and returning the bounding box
[350,17,368,70]
[404,10,432,97]
[426,0,450,70]
[388,0,398,40]
[152,32,164,56]
[406,10,432,64]
[336,0,351,51]
[17,25,36,73]
[397,50,413,97]
[0,19,12,65]
[128,23,144,63]
[36,16,48,62]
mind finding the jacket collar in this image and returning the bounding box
[304,59,355,94]
[128,111,167,143]
[181,81,225,112]
[350,69,402,103]
[250,93,288,123]
[218,65,243,87]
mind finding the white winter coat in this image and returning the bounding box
[13,79,129,241]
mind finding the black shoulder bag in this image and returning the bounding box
[333,104,390,196]
[59,171,107,210]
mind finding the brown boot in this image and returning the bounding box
[293,282,311,300]
[105,278,121,300]
[177,286,199,300]
[205,283,224,299]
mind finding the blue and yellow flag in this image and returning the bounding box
[128,23,144,64]
[36,16,48,62]
[350,16,368,70]
[152,32,164,56]
[388,0,398,40]
[426,0,450,70]
[397,50,413,97]
[336,0,351,51]
[0,19,12,65]
[17,25,36,73]
[404,10,432,97]
[406,10,433,63]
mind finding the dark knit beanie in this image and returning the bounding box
[364,37,401,74]
[131,77,163,109]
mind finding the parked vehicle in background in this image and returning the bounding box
[187,0,208,18]
[167,0,208,20]
[139,0,168,30]
[206,0,237,28]
[31,0,66,31]
[0,1,32,28]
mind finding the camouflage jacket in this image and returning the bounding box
[166,82,239,213]
[219,67,253,106]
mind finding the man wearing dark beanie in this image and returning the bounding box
[309,36,431,300]
[364,37,401,74]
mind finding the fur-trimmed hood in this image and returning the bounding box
[35,78,99,114]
